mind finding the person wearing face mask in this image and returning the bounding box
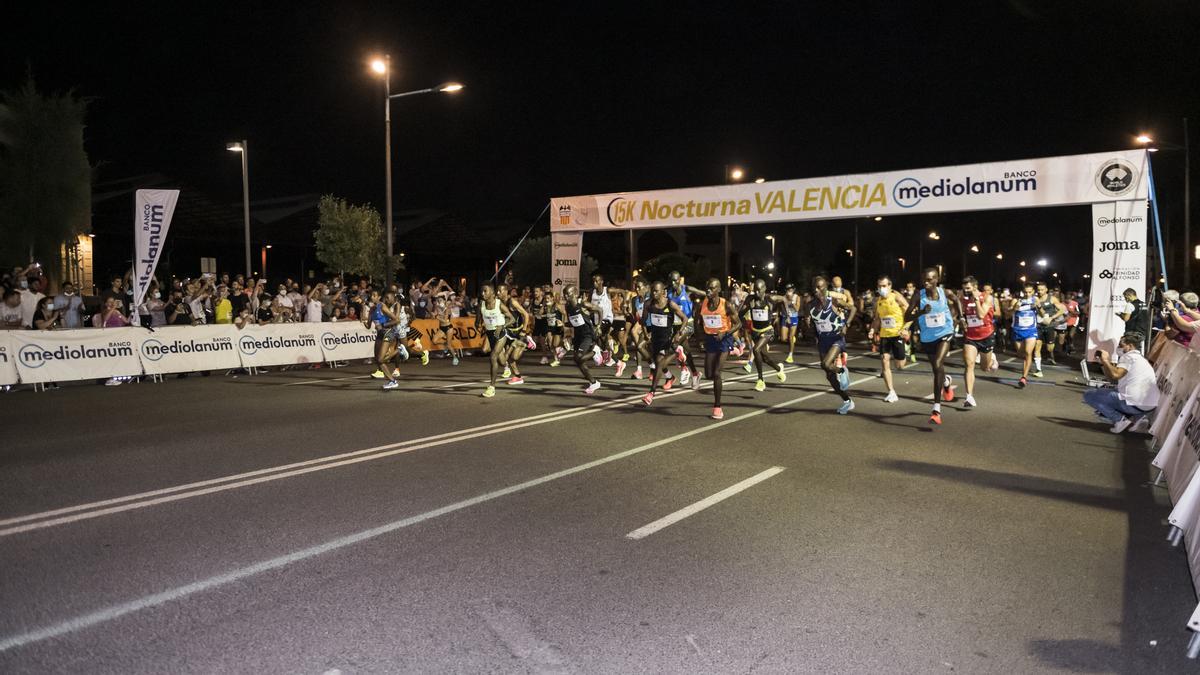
[958,276,997,408]
[55,282,85,328]
[304,284,326,323]
[1087,332,1159,433]
[33,296,61,330]
[214,285,234,324]
[143,284,168,327]
[870,275,910,403]
[166,291,194,326]
[1,289,24,328]
[275,283,295,319]
[17,272,45,329]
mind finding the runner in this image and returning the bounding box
[1064,291,1082,356]
[902,281,920,363]
[958,275,996,408]
[870,275,909,403]
[628,279,651,379]
[609,287,630,377]
[590,273,615,366]
[544,288,566,367]
[497,283,534,385]
[475,284,514,398]
[641,281,692,406]
[367,290,399,381]
[1035,281,1067,371]
[666,271,702,388]
[532,286,551,364]
[904,268,959,424]
[808,275,856,413]
[778,283,803,364]
[859,288,877,353]
[696,278,741,419]
[1007,282,1040,387]
[373,290,406,390]
[564,285,603,393]
[742,278,788,392]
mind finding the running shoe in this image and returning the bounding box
[382,380,399,390]
[592,349,604,366]
[930,410,942,425]
[1033,370,1043,378]
[691,372,702,390]
[549,359,560,368]
[502,366,512,379]
[964,394,977,408]
[942,376,955,402]
[420,351,429,366]
[731,345,743,357]
[754,379,766,392]
[615,361,627,378]
[663,374,675,391]
[482,385,496,398]
[507,376,524,385]
[711,407,724,420]
[1046,355,1057,366]
[987,357,1000,372]
[1018,377,1027,388]
[452,356,460,366]
[556,347,566,360]
[909,352,917,364]
[837,368,850,392]
[633,366,644,380]
[743,360,754,374]
[371,370,386,379]
[1110,417,1133,434]
[776,364,787,383]
[540,356,549,365]
[837,399,855,415]
[680,369,692,386]
[642,392,654,406]
[621,353,630,362]
[392,368,401,378]
[675,345,687,364]
[604,358,616,367]
[884,390,899,403]
[398,345,410,361]
[585,381,602,394]
[526,336,537,350]
[785,354,794,364]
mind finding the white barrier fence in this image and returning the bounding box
[0,323,380,385]
[1147,341,1200,657]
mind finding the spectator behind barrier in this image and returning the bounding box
[2,289,25,328]
[1119,288,1151,351]
[1085,332,1160,434]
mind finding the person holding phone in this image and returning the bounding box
[1086,332,1159,433]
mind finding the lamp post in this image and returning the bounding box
[226,140,251,278]
[919,231,939,274]
[1138,120,1191,287]
[723,164,744,282]
[765,234,775,258]
[261,244,272,279]
[371,55,462,285]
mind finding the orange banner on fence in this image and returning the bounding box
[411,317,485,350]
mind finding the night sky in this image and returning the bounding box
[5,2,1198,286]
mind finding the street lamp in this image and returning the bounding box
[371,54,463,284]
[845,249,854,257]
[766,261,775,270]
[261,244,272,278]
[754,177,765,184]
[897,257,906,271]
[874,216,882,222]
[722,164,747,282]
[728,167,744,181]
[1037,259,1048,268]
[765,234,775,257]
[226,140,251,278]
[995,253,1003,260]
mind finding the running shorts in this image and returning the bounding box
[783,314,800,328]
[533,318,549,335]
[965,334,995,353]
[651,335,674,356]
[1037,324,1056,343]
[817,334,846,356]
[752,326,776,343]
[612,319,627,333]
[704,333,735,354]
[879,336,906,361]
[574,331,596,355]
[920,334,953,357]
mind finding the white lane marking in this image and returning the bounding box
[1003,357,1016,364]
[624,466,785,540]
[280,375,372,387]
[0,358,860,536]
[0,376,876,653]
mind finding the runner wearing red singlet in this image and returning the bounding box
[958,275,996,408]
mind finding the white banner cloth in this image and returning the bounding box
[1153,384,1200,506]
[10,328,144,384]
[0,333,19,386]
[1086,199,1149,356]
[550,231,583,293]
[133,189,180,310]
[136,325,242,375]
[318,323,377,361]
[235,323,323,368]
[552,150,1149,231]
[1151,345,1200,442]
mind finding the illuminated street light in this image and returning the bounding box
[897,257,906,270]
[928,231,940,240]
[1019,260,1026,267]
[874,216,882,222]
[766,261,776,270]
[754,177,765,184]
[1136,134,1153,144]
[226,140,252,277]
[765,235,775,257]
[995,253,1004,260]
[969,244,980,253]
[845,249,854,257]
[1037,259,1047,267]
[371,59,387,74]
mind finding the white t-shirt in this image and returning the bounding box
[1116,349,1159,409]
[19,289,43,328]
[306,298,323,323]
[1,303,22,327]
[591,288,614,322]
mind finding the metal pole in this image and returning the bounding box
[853,223,859,293]
[724,225,730,282]
[918,239,923,276]
[628,229,635,285]
[1185,116,1191,289]
[240,139,251,279]
[384,55,394,287]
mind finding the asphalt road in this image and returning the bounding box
[0,342,1195,674]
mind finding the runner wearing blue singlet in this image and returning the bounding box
[666,271,702,387]
[1007,281,1040,388]
[904,268,960,425]
[779,284,802,364]
[808,275,857,414]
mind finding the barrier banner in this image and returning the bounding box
[1151,342,1194,441]
[552,150,1149,231]
[1086,199,1148,356]
[133,189,180,311]
[1153,384,1200,505]
[1151,347,1200,442]
[550,231,582,292]
[0,333,18,386]
[10,328,143,384]
[137,325,241,375]
[318,323,378,361]
[411,318,485,351]
[236,323,323,368]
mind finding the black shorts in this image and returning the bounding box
[965,334,995,353]
[879,336,906,360]
[533,318,549,335]
[752,326,776,343]
[650,337,674,356]
[574,332,596,355]
[1037,325,1056,343]
[612,319,627,333]
[598,319,613,335]
[547,325,564,336]
[920,334,953,357]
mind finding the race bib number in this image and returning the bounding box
[702,314,724,330]
[881,317,897,329]
[568,313,585,327]
[484,316,503,329]
[1018,315,1035,328]
[751,308,769,322]
[650,313,669,328]
[924,312,946,329]
[815,319,834,333]
[966,316,984,328]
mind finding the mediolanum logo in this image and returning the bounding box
[18,341,134,368]
[320,331,373,350]
[1097,216,1143,227]
[892,173,1037,208]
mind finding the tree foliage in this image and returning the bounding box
[639,252,710,286]
[0,77,92,275]
[509,236,597,287]
[313,195,399,280]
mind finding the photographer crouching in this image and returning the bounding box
[1085,332,1160,434]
